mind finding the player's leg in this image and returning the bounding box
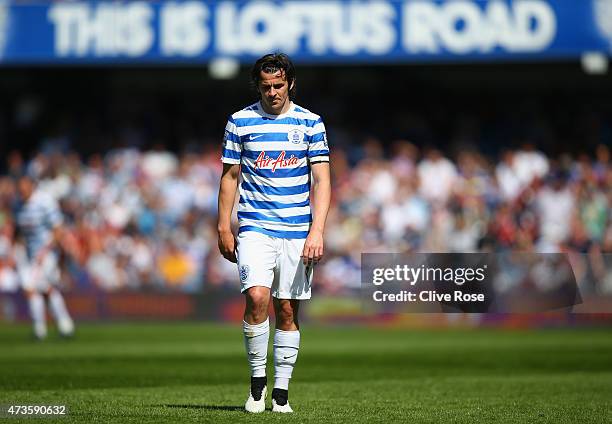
[243,286,271,412]
[44,253,74,337]
[271,298,300,413]
[18,261,47,339]
[47,288,74,337]
[237,231,276,413]
[270,237,313,413]
[25,289,47,340]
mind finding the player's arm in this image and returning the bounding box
[51,225,64,250]
[50,225,80,261]
[302,161,331,265]
[41,225,65,259]
[218,116,242,263]
[218,163,240,263]
[36,199,66,263]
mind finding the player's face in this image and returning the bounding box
[18,178,34,200]
[258,70,293,115]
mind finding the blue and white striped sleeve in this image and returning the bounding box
[221,116,241,165]
[308,118,330,163]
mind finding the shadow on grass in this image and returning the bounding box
[161,404,244,412]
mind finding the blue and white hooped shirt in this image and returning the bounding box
[221,101,329,239]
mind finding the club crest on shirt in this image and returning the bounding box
[239,264,250,282]
[288,128,304,144]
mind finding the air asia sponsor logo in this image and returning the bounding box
[254,151,299,173]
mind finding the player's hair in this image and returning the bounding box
[250,53,296,99]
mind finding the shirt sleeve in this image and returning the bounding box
[44,196,63,229]
[221,116,241,165]
[308,118,330,163]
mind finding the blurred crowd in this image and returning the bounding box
[1,140,612,295]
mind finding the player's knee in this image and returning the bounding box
[245,287,270,318]
[246,288,269,306]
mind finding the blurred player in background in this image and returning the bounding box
[218,53,331,413]
[15,175,74,340]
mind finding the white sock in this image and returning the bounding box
[274,329,300,390]
[48,290,74,335]
[28,293,46,339]
[243,318,269,378]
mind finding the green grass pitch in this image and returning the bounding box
[0,322,611,423]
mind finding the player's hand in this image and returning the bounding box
[35,247,50,265]
[302,230,324,266]
[218,230,237,263]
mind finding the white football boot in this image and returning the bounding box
[272,399,293,414]
[33,322,47,340]
[245,385,267,413]
[58,317,75,338]
[272,398,293,413]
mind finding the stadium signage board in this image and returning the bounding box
[0,0,610,64]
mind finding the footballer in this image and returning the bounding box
[15,175,75,340]
[217,53,331,413]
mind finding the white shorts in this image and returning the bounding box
[236,231,313,300]
[18,251,61,292]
